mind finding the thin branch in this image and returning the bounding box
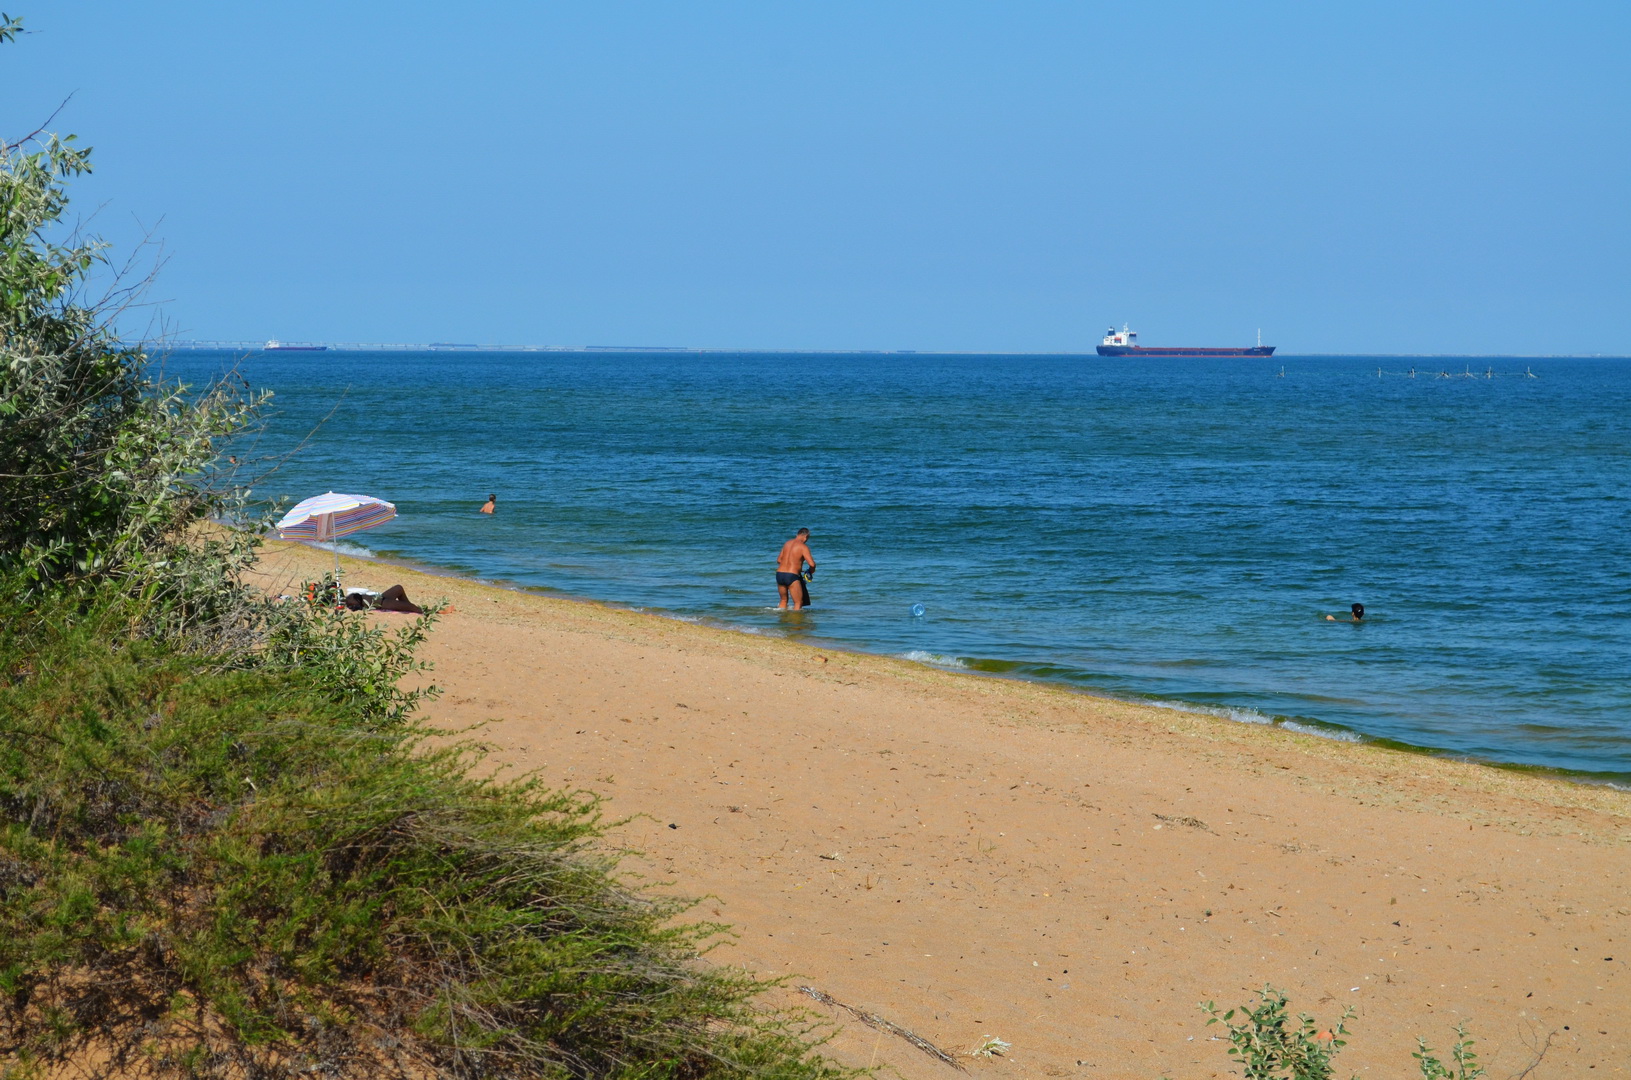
[798,985,965,1071]
[3,91,76,152]
[1510,1027,1555,1079]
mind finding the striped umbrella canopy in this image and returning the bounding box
[276,492,397,540]
[275,492,397,592]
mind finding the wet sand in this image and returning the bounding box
[252,541,1630,1077]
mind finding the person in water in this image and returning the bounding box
[1326,603,1365,622]
[776,528,816,610]
[479,494,496,515]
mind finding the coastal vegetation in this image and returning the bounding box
[0,13,1574,1079]
[1185,987,1489,1080]
[0,18,850,1077]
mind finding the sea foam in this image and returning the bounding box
[312,540,374,558]
[1151,699,1364,743]
[899,650,968,669]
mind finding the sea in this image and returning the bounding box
[165,349,1631,783]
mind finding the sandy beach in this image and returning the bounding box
[252,541,1629,1078]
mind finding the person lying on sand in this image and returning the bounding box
[373,584,423,613]
[776,528,816,611]
[1326,602,1365,622]
[344,585,424,613]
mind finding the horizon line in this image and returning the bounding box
[154,340,1631,360]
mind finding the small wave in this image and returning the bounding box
[1281,719,1362,743]
[899,650,968,669]
[1150,699,1364,744]
[313,540,374,557]
[1150,699,1276,726]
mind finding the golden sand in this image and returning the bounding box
[251,541,1630,1077]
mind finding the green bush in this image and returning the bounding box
[0,596,853,1080]
[0,12,263,628]
[261,584,443,727]
[1180,987,1485,1080]
[1201,987,1353,1080]
[0,15,853,1077]
[1413,1024,1485,1080]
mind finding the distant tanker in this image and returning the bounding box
[1096,325,1274,357]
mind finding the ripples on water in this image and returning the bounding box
[169,350,1631,780]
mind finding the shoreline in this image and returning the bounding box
[293,537,1631,791]
[248,538,1630,1076]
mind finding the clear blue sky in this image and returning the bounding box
[6,2,1629,353]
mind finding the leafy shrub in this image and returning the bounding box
[1182,987,1486,1080]
[261,585,442,727]
[0,15,853,1078]
[0,115,264,619]
[1413,1024,1485,1080]
[0,596,852,1080]
[1201,987,1353,1080]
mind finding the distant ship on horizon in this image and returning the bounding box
[1096,325,1275,357]
[264,339,329,352]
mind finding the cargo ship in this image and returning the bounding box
[263,339,329,352]
[1096,325,1274,357]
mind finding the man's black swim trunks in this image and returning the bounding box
[776,571,800,587]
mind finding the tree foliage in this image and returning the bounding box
[0,37,261,615]
[0,15,855,1078]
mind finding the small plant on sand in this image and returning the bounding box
[970,1036,1010,1058]
[1201,986,1354,1080]
[1179,988,1491,1080]
[1413,1022,1486,1080]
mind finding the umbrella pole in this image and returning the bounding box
[322,512,340,598]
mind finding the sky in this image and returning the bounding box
[4,1,1629,354]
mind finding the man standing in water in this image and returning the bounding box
[776,528,816,610]
[479,494,496,515]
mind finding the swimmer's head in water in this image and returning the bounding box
[489,494,496,501]
[1351,603,1365,620]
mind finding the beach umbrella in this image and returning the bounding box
[275,491,397,588]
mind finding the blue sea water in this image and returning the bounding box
[167,350,1631,781]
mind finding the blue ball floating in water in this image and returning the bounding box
[910,603,926,618]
